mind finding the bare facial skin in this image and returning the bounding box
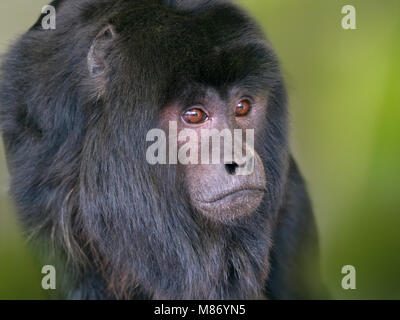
[161,87,268,222]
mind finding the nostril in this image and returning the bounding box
[225,162,239,175]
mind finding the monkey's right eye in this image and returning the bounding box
[182,108,208,124]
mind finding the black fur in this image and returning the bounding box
[0,0,323,299]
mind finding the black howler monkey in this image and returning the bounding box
[0,0,324,299]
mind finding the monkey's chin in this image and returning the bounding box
[193,189,265,222]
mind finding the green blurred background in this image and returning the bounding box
[0,0,399,299]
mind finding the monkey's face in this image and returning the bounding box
[160,88,268,222]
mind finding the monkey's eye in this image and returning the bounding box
[235,99,252,117]
[182,108,208,124]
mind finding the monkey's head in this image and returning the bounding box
[0,0,306,299]
[83,0,288,224]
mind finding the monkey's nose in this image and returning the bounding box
[225,155,255,176]
[225,162,239,175]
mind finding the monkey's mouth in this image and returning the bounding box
[202,187,266,204]
[192,187,265,220]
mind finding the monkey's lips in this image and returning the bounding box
[193,187,266,220]
[202,187,266,204]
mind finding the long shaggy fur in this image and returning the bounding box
[0,0,323,299]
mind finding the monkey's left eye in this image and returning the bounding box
[235,99,252,117]
[182,108,208,124]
